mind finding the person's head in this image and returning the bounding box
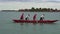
[28,14,30,16]
[22,13,24,15]
[35,14,37,15]
[42,14,45,16]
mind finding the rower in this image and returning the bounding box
[33,14,37,20]
[40,14,45,20]
[20,13,24,20]
[25,14,30,20]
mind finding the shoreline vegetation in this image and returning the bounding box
[1,7,60,12]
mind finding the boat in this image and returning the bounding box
[13,19,58,23]
[13,13,58,23]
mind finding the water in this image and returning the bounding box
[0,12,60,34]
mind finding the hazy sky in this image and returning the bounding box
[0,0,49,2]
[0,0,60,10]
[0,0,60,2]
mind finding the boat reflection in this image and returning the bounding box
[19,22,57,26]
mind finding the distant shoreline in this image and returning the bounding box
[1,11,60,12]
[1,10,60,12]
[1,7,60,12]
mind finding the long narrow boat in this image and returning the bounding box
[13,13,58,23]
[13,19,58,23]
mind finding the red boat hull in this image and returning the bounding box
[13,19,58,23]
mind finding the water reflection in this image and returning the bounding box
[32,23,37,25]
[20,23,24,25]
[11,21,59,34]
[18,22,57,25]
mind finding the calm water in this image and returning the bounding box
[0,12,60,34]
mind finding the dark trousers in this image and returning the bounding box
[40,17,44,20]
[25,17,29,20]
[25,18,28,20]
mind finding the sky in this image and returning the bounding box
[0,0,60,2]
[0,0,60,10]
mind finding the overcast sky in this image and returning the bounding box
[0,0,60,2]
[0,0,60,10]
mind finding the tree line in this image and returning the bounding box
[18,7,60,12]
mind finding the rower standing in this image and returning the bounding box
[25,14,30,20]
[40,14,45,20]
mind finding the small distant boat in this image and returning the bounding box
[13,19,58,23]
[13,13,58,23]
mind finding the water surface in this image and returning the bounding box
[0,12,60,34]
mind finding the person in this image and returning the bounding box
[25,14,30,20]
[40,14,45,20]
[33,14,37,20]
[20,13,24,20]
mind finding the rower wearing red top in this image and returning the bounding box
[33,14,37,20]
[40,14,45,20]
[20,13,24,20]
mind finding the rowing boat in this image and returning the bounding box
[13,13,58,23]
[13,19,58,23]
